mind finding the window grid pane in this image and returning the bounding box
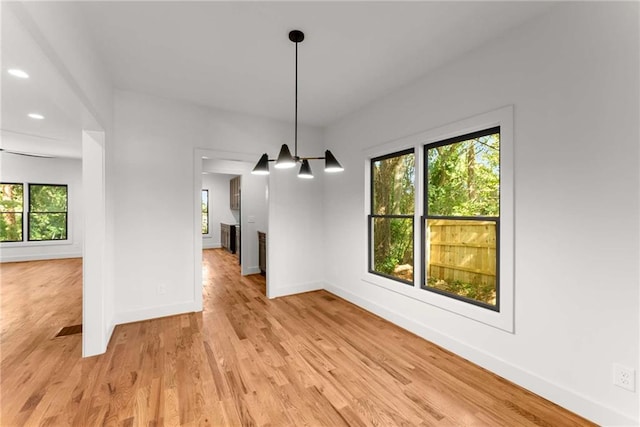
[369,149,415,284]
[372,150,415,215]
[202,189,209,234]
[424,127,500,311]
[424,218,497,307]
[28,184,68,242]
[1,183,24,242]
[29,184,68,212]
[427,130,499,217]
[0,213,23,242]
[28,213,68,241]
[371,216,414,283]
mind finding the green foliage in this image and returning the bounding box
[0,213,23,242]
[426,277,496,305]
[428,133,499,216]
[0,184,23,242]
[373,152,415,215]
[29,213,67,240]
[373,217,413,278]
[202,190,209,234]
[372,152,415,280]
[28,185,67,241]
[371,132,500,286]
[30,185,67,212]
[425,132,500,303]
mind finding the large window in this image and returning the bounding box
[424,127,500,310]
[202,189,209,234]
[364,107,512,329]
[0,183,24,242]
[369,149,415,284]
[28,184,68,241]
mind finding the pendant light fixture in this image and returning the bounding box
[252,30,344,178]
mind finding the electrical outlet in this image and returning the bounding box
[158,284,167,295]
[613,364,635,392]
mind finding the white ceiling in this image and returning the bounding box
[75,1,555,127]
[1,1,556,159]
[1,6,88,158]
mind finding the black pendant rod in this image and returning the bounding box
[294,38,298,158]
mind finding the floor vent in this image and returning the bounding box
[55,324,82,337]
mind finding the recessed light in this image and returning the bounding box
[28,113,44,120]
[8,69,29,79]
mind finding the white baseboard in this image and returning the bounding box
[114,301,200,326]
[242,266,261,275]
[0,252,82,263]
[203,242,222,249]
[268,281,324,299]
[324,283,638,427]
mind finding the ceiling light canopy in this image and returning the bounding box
[252,30,343,179]
[8,68,29,79]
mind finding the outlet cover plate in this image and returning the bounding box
[613,363,636,392]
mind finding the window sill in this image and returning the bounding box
[362,272,513,333]
[1,239,73,248]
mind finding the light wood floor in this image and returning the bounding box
[1,249,594,426]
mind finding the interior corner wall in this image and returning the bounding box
[0,153,83,262]
[112,90,325,324]
[322,2,639,425]
[202,173,239,249]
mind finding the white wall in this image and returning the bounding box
[113,89,325,323]
[201,173,239,248]
[323,3,638,426]
[0,153,83,262]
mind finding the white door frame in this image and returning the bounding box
[193,148,270,307]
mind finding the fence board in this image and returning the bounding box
[426,219,496,287]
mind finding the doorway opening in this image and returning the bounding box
[202,172,241,262]
[194,149,269,304]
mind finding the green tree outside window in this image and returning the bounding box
[202,189,209,234]
[425,129,500,308]
[370,150,415,282]
[29,184,68,241]
[0,183,24,242]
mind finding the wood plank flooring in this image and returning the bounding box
[1,249,595,426]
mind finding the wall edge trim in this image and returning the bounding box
[113,301,200,326]
[268,281,324,299]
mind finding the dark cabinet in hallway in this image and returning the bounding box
[221,223,237,254]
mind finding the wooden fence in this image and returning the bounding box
[426,219,496,286]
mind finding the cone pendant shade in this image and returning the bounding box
[274,144,296,169]
[298,159,314,179]
[324,150,344,172]
[252,153,270,175]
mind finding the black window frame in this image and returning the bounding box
[368,148,416,286]
[421,126,501,311]
[202,189,209,235]
[27,183,69,242]
[0,182,25,243]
